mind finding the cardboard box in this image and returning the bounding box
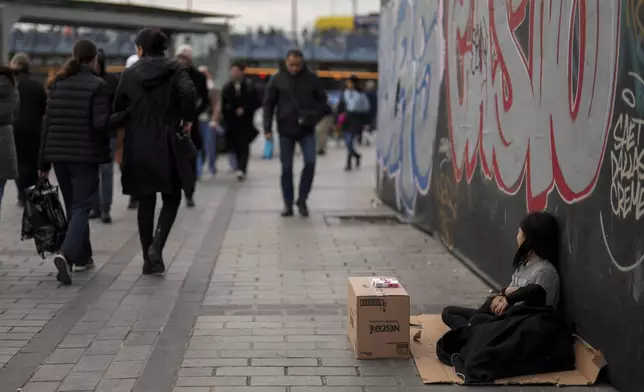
[347,277,410,359]
[409,314,606,385]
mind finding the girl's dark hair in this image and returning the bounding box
[135,28,168,56]
[0,66,15,86]
[513,211,561,270]
[347,75,361,91]
[48,39,97,88]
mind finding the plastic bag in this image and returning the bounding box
[263,139,274,160]
[21,180,67,258]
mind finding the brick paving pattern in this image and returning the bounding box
[0,141,614,391]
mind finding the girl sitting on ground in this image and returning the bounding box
[441,211,561,329]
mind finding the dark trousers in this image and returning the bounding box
[279,132,316,207]
[54,162,99,265]
[232,143,250,174]
[137,190,181,257]
[184,157,197,201]
[441,306,493,329]
[343,131,359,157]
[95,137,117,213]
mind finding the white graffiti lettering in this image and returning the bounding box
[610,73,644,220]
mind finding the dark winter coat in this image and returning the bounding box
[262,67,328,138]
[113,56,196,196]
[13,71,46,175]
[186,65,210,150]
[436,305,575,384]
[221,77,261,147]
[0,75,20,180]
[39,66,119,171]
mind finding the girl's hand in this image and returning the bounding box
[492,296,509,315]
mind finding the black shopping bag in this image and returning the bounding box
[21,179,68,258]
[175,130,197,194]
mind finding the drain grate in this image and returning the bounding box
[323,214,404,226]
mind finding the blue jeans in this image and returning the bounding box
[279,132,316,206]
[54,162,99,264]
[343,131,358,156]
[97,137,117,213]
[197,120,217,177]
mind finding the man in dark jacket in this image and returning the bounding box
[221,62,261,181]
[39,39,124,284]
[90,49,120,224]
[10,53,46,207]
[263,49,328,217]
[175,45,210,207]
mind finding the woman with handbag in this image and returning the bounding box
[113,28,196,276]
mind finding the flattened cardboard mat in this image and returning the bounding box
[409,314,606,385]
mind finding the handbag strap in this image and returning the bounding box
[284,76,304,117]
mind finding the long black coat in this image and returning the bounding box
[186,65,210,150]
[221,78,261,148]
[13,71,46,174]
[114,56,196,196]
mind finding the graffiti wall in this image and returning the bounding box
[376,1,644,390]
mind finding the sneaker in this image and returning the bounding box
[296,200,309,218]
[74,258,95,272]
[186,198,196,208]
[88,210,100,220]
[236,170,246,182]
[53,254,72,285]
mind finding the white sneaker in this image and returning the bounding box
[236,170,245,180]
[53,254,72,285]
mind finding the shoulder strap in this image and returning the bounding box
[283,76,303,116]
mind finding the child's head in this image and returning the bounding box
[513,211,560,269]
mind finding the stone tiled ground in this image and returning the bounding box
[0,140,613,391]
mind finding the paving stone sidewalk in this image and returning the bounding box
[0,142,612,392]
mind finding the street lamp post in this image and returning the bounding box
[291,0,298,44]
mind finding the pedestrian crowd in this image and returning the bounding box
[0,29,377,285]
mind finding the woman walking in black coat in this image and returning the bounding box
[114,29,196,276]
[39,39,124,284]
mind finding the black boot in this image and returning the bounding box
[354,152,362,169]
[344,154,352,172]
[147,235,166,275]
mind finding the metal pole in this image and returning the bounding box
[187,0,192,10]
[291,0,298,44]
[352,0,358,16]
